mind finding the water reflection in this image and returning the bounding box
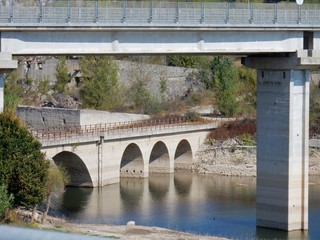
[174,171,192,196]
[60,187,93,213]
[148,174,170,201]
[53,172,320,240]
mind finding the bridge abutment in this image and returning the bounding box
[244,55,310,231]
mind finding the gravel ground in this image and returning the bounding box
[36,217,227,240]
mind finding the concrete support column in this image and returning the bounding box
[98,136,104,187]
[256,69,309,231]
[244,56,309,231]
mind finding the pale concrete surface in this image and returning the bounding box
[254,67,309,231]
[0,30,303,55]
[16,106,150,129]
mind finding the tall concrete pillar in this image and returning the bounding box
[244,56,309,231]
[0,53,18,113]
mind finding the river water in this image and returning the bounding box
[52,172,320,240]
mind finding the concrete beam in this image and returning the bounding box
[243,51,320,70]
[0,30,303,55]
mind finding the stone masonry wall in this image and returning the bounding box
[17,58,198,99]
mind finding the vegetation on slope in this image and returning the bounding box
[0,113,49,221]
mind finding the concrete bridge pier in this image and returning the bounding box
[244,55,311,231]
[0,53,17,112]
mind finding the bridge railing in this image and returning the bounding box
[1,1,320,27]
[31,116,236,142]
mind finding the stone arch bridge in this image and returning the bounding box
[37,118,220,187]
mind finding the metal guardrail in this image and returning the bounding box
[32,116,232,142]
[0,1,320,27]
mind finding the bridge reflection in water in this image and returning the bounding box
[52,173,320,240]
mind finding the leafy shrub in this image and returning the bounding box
[238,133,256,146]
[0,185,14,220]
[0,113,49,209]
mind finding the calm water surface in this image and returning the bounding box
[53,172,320,240]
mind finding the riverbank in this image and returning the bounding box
[192,140,320,177]
[13,208,227,240]
[42,221,227,240]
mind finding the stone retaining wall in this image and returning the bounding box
[17,105,149,129]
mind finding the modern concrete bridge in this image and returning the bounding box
[0,0,318,232]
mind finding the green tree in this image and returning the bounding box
[54,57,70,93]
[211,56,239,117]
[4,70,24,114]
[38,77,50,95]
[0,113,49,211]
[41,165,69,223]
[166,56,201,68]
[79,56,121,110]
[130,76,154,114]
[0,185,14,220]
[238,67,257,116]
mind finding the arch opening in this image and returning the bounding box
[120,143,145,178]
[52,151,93,187]
[174,139,193,170]
[149,141,170,174]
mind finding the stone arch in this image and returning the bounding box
[52,151,93,187]
[149,141,171,174]
[120,143,145,178]
[174,139,193,170]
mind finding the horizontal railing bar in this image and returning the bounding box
[31,116,237,142]
[0,1,320,27]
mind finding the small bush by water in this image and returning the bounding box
[207,118,256,142]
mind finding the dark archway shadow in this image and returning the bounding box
[53,151,93,187]
[120,143,144,178]
[149,141,170,174]
[174,139,193,170]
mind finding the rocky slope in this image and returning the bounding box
[192,140,320,177]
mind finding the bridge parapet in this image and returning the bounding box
[1,1,320,28]
[37,117,233,147]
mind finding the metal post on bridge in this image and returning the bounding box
[297,0,303,24]
[38,1,43,23]
[200,2,204,23]
[175,2,179,23]
[121,0,126,23]
[225,2,230,24]
[249,2,253,24]
[273,3,278,24]
[148,1,153,23]
[94,0,99,23]
[8,0,13,23]
[67,0,71,23]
